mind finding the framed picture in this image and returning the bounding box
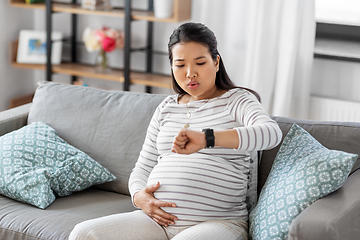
[16,30,63,65]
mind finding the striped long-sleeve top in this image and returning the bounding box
[129,88,282,227]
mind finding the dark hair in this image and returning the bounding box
[168,22,260,102]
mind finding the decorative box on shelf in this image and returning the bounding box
[81,0,112,11]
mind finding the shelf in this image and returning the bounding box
[10,41,172,89]
[12,62,172,89]
[9,0,187,91]
[314,37,360,62]
[9,0,191,22]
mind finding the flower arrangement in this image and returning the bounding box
[82,26,124,72]
[82,26,124,53]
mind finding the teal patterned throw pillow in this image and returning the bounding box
[0,122,116,209]
[249,124,358,240]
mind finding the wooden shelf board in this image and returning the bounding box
[132,10,177,23]
[52,3,126,18]
[9,0,191,22]
[9,0,45,9]
[131,72,172,88]
[12,61,171,88]
[54,63,125,82]
[11,62,45,70]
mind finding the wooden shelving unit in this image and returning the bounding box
[9,0,191,22]
[10,41,172,89]
[9,0,191,90]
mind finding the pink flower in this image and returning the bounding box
[102,37,116,52]
[83,26,124,53]
[106,29,117,39]
[94,29,106,42]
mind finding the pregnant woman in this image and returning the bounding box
[69,22,282,240]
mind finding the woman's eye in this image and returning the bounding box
[197,62,206,66]
[175,65,184,68]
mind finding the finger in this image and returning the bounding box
[153,215,175,226]
[157,210,178,222]
[174,129,188,141]
[153,211,178,225]
[145,182,160,193]
[172,145,190,155]
[146,206,177,225]
[152,217,169,227]
[172,141,186,151]
[154,199,177,208]
[180,128,188,136]
[173,136,188,146]
[173,138,186,146]
[173,139,187,148]
[171,144,182,153]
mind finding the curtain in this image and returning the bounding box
[192,0,315,119]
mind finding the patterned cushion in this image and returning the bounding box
[0,122,116,209]
[249,124,358,240]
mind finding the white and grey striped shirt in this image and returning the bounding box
[129,88,282,227]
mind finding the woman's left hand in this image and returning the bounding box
[172,128,206,154]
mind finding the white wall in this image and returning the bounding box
[0,3,36,111]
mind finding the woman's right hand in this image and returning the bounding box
[133,182,178,227]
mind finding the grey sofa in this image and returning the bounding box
[0,81,359,240]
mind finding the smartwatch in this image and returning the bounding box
[202,128,215,148]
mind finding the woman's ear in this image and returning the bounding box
[215,55,220,71]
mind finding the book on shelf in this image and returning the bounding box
[25,0,44,3]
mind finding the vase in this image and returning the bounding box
[95,49,111,73]
[154,0,174,19]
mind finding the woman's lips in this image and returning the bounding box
[187,81,199,90]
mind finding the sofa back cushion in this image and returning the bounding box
[28,82,167,195]
[259,116,360,194]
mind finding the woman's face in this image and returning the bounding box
[171,41,220,101]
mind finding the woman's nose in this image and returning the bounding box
[186,66,197,78]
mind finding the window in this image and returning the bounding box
[316,0,360,26]
[315,0,360,61]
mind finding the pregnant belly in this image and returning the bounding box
[147,154,248,227]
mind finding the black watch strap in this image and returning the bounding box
[202,128,215,148]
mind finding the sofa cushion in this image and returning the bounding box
[28,82,167,195]
[259,117,360,193]
[249,124,358,240]
[0,188,135,240]
[0,121,115,209]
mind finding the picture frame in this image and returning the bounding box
[16,30,63,65]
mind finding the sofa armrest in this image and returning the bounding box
[288,170,360,240]
[0,103,31,136]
